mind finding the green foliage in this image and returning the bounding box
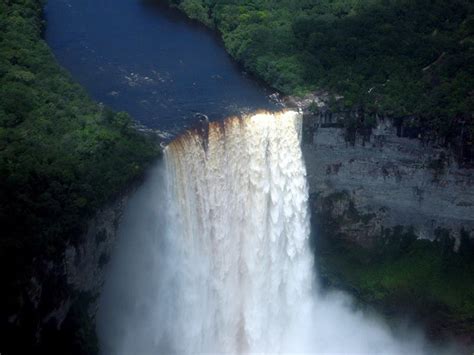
[318,231,474,335]
[179,0,214,27]
[171,0,474,145]
[0,0,159,332]
[313,191,474,337]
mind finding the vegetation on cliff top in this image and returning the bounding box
[0,0,158,350]
[169,0,473,154]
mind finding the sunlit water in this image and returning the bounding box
[98,112,450,354]
[45,0,277,134]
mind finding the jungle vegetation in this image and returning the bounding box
[0,0,158,348]
[169,0,473,160]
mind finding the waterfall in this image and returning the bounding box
[98,110,444,355]
[164,111,315,353]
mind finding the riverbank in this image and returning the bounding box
[167,0,473,164]
[0,0,160,353]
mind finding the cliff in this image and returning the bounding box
[302,113,474,248]
[4,189,132,355]
[301,112,474,343]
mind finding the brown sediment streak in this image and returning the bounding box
[166,109,292,155]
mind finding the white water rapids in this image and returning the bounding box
[98,111,450,354]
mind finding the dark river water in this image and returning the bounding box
[44,0,278,135]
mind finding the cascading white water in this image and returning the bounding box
[98,110,447,355]
[164,111,315,353]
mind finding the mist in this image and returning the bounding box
[97,112,456,354]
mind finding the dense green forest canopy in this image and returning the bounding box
[170,0,474,149]
[0,0,158,298]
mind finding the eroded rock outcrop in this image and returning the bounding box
[302,114,474,248]
[9,190,133,355]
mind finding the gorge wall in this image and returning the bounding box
[301,111,474,343]
[302,113,474,249]
[6,190,132,355]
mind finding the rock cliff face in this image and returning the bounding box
[301,113,474,248]
[64,194,128,297]
[301,112,474,343]
[12,191,132,354]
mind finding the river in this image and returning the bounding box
[45,0,277,135]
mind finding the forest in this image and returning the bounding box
[0,0,159,341]
[170,0,473,159]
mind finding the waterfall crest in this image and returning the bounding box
[164,111,315,353]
